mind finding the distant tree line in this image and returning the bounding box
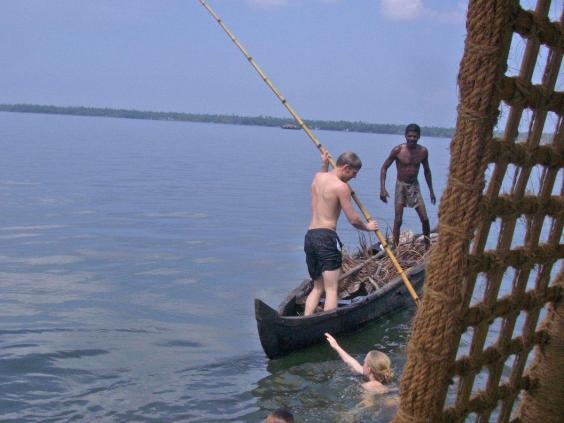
[0,103,455,138]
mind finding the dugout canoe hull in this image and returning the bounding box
[255,263,425,359]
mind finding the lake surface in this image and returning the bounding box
[0,112,454,422]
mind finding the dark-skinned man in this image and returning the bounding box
[380,123,436,249]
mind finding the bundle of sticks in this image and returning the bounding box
[337,231,434,299]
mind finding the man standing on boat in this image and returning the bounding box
[304,151,378,316]
[379,123,436,248]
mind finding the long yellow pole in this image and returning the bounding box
[198,0,420,306]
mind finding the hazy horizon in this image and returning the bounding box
[1,1,560,131]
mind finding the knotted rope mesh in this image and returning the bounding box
[393,1,563,422]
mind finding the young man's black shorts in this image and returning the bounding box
[304,228,343,280]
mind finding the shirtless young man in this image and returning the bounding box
[380,123,436,248]
[303,151,378,316]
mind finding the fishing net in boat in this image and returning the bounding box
[393,1,563,422]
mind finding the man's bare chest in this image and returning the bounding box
[397,150,423,166]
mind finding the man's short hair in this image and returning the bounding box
[336,151,362,170]
[405,123,421,135]
[265,408,294,423]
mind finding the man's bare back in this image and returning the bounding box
[303,151,377,316]
[309,170,358,231]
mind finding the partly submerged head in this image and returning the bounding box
[265,408,294,423]
[363,350,394,384]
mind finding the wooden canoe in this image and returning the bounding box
[255,261,425,359]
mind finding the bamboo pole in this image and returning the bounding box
[198,0,420,306]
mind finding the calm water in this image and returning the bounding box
[0,112,454,422]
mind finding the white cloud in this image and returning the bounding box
[380,0,467,23]
[380,0,424,21]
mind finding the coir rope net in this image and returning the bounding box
[393,1,563,422]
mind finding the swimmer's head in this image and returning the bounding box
[363,350,394,384]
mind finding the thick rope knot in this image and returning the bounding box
[464,40,501,57]
[457,104,500,126]
[447,175,485,194]
[438,223,476,242]
[407,338,453,364]
[425,286,464,307]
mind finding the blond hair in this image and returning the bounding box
[365,350,394,384]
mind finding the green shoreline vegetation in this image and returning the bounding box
[0,103,455,138]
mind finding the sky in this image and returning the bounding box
[1,0,560,128]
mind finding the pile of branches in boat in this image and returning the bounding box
[338,231,434,300]
[295,231,435,307]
